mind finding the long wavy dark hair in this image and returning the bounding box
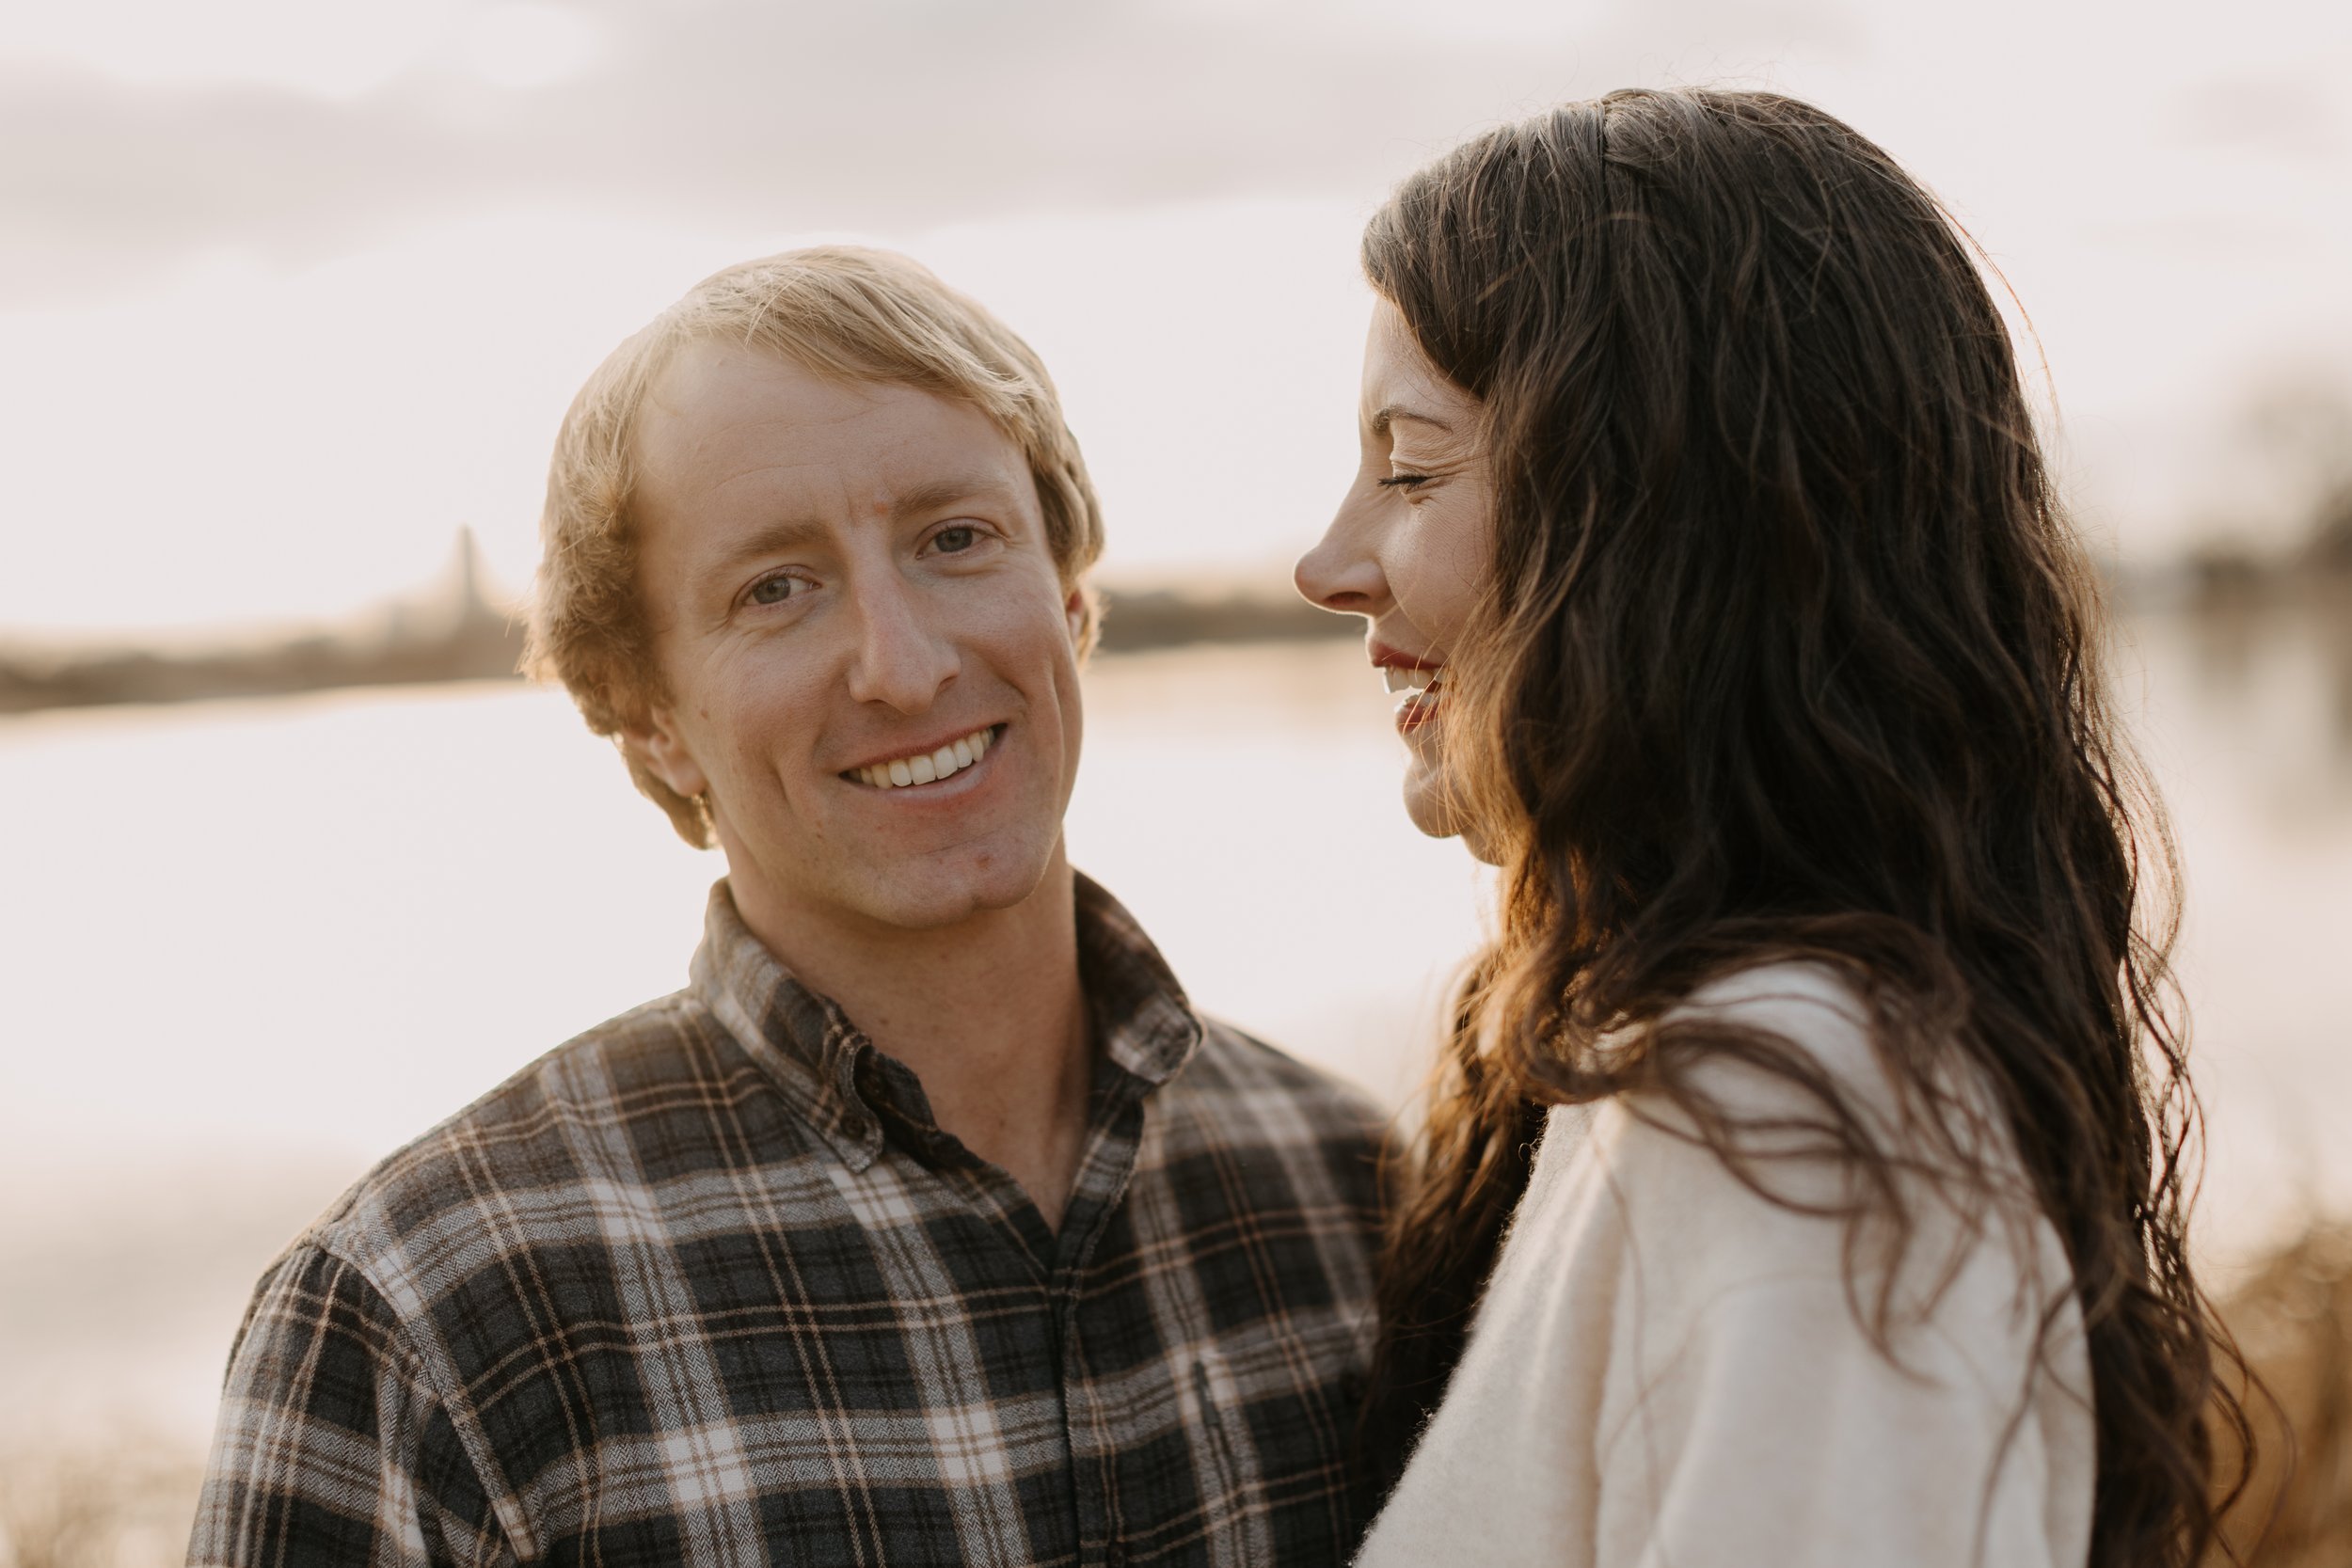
[1356,88,2253,1565]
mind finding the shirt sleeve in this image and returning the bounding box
[187,1243,513,1568]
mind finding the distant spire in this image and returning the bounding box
[456,526,483,613]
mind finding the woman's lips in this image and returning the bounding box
[1393,685,1443,735]
[1381,664,1445,735]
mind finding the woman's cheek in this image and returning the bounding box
[1397,504,1486,646]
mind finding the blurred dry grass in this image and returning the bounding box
[0,1227,2345,1566]
[0,1443,201,1568]
[2212,1222,2352,1565]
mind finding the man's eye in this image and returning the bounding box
[748,575,805,606]
[932,525,979,554]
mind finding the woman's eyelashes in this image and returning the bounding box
[1377,472,1435,491]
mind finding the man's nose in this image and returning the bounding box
[844,575,959,713]
[1295,501,1387,618]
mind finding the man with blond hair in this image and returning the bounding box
[190,248,1383,1567]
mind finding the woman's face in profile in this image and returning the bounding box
[1295,299,1493,841]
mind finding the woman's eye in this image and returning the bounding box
[932,524,979,554]
[748,575,805,606]
[1377,473,1433,491]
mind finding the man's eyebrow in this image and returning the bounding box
[700,516,829,579]
[696,476,1025,580]
[891,474,1025,516]
[1370,404,1454,436]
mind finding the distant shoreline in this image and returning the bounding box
[0,585,1357,718]
[5,554,2343,720]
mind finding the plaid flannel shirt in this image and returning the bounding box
[190,876,1385,1567]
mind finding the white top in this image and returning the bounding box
[1356,963,2094,1568]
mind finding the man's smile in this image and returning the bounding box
[841,721,1005,790]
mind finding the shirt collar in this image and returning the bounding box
[688,875,1204,1170]
[1070,871,1203,1088]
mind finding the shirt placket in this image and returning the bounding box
[854,1048,1155,1568]
[1044,1071,1152,1568]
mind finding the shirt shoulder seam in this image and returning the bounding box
[296,1232,535,1560]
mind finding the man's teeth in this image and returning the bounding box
[1382,666,1441,695]
[855,726,995,790]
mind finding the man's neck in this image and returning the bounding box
[730,850,1094,1231]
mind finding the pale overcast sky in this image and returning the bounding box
[4,0,2349,636]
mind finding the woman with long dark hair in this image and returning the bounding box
[1295,89,2249,1565]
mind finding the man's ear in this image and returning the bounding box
[1064,586,1088,644]
[623,705,710,802]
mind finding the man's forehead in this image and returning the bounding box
[639,338,885,451]
[636,339,1026,504]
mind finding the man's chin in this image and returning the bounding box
[847,838,1071,932]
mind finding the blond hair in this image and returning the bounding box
[526,245,1105,847]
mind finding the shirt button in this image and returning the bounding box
[839,1111,868,1139]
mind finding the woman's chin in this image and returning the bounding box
[1401,752,1445,831]
[1403,756,1500,862]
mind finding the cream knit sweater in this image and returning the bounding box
[1356,964,2094,1568]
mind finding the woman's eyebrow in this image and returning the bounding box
[1370,404,1454,436]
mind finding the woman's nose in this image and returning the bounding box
[1294,505,1388,617]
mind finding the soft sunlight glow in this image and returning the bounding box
[0,202,1371,637]
[6,0,2351,1484]
[6,0,2349,632]
[0,0,601,100]
[1152,0,1613,43]
[455,1,602,90]
[0,0,468,98]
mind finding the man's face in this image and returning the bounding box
[628,338,1086,939]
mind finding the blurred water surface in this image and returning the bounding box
[1,605,2347,1461]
